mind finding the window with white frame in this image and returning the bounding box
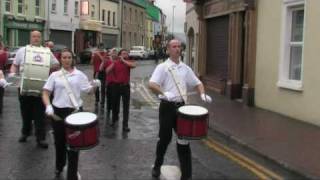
[5,0,11,13]
[75,1,79,16]
[278,0,305,91]
[64,0,68,14]
[102,9,106,23]
[52,0,57,12]
[108,11,111,25]
[18,0,25,14]
[35,0,40,16]
[91,5,95,18]
[113,12,116,26]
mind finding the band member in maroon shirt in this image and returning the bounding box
[91,43,107,106]
[105,49,136,131]
[0,44,8,114]
[101,48,117,122]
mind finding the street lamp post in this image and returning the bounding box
[172,5,176,38]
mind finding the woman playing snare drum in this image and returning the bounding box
[42,49,100,179]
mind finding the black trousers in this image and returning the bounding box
[18,94,46,141]
[106,83,113,117]
[154,100,192,180]
[94,71,106,105]
[111,84,130,127]
[0,87,4,114]
[52,106,80,180]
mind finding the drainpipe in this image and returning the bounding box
[120,0,123,47]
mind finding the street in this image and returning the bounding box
[0,60,301,180]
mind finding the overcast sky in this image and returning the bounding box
[154,0,186,34]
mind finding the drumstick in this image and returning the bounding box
[51,114,63,121]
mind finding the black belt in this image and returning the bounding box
[110,83,129,86]
[160,99,184,107]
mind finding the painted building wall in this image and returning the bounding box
[255,0,320,126]
[2,0,46,47]
[185,3,199,74]
[100,0,120,49]
[46,0,80,50]
[122,1,145,50]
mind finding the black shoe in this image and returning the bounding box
[152,166,160,178]
[18,135,28,142]
[37,140,49,149]
[123,127,130,132]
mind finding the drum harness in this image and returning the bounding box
[165,62,187,104]
[51,69,80,121]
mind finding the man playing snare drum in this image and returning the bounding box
[9,30,59,148]
[148,39,212,180]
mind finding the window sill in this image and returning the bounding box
[64,13,69,16]
[4,11,13,15]
[277,80,303,91]
[17,14,26,18]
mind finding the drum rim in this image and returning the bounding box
[65,112,97,125]
[65,119,98,128]
[178,104,208,116]
[67,140,99,151]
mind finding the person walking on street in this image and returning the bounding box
[91,43,107,107]
[105,49,136,131]
[100,48,117,121]
[149,39,212,180]
[9,30,59,148]
[0,44,9,114]
[42,48,100,179]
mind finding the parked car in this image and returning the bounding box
[79,47,97,64]
[129,46,148,60]
[147,49,156,59]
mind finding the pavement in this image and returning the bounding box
[189,90,320,179]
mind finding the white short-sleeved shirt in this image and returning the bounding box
[14,46,59,74]
[43,68,93,108]
[149,58,201,102]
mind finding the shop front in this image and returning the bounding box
[3,15,45,47]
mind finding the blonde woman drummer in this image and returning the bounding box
[42,49,100,179]
[149,39,212,180]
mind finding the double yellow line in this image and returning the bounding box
[203,137,283,180]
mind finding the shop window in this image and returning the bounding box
[278,0,305,91]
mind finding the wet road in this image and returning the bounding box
[0,60,297,179]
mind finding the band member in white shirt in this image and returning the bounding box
[9,30,59,148]
[42,49,100,179]
[149,39,212,180]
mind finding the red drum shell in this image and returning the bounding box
[177,106,209,140]
[65,118,99,150]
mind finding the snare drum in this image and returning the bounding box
[65,112,99,150]
[176,105,209,140]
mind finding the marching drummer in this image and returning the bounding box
[148,39,212,180]
[9,30,59,148]
[42,48,100,179]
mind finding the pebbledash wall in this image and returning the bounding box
[255,0,320,126]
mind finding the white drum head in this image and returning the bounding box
[65,112,97,125]
[178,105,208,116]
